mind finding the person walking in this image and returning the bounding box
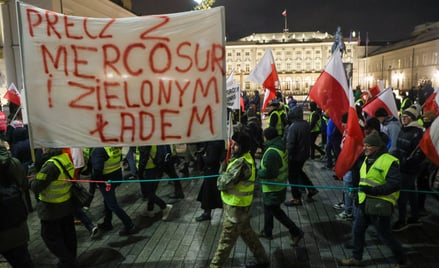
[258,127,304,245]
[90,147,136,236]
[392,107,425,232]
[284,106,318,206]
[210,129,269,268]
[0,142,34,268]
[339,131,407,267]
[137,145,173,220]
[30,148,79,267]
[195,140,225,221]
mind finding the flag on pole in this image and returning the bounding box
[362,88,399,119]
[282,9,287,16]
[3,83,21,106]
[226,72,241,110]
[422,88,439,115]
[419,117,439,166]
[309,51,349,132]
[334,87,365,178]
[247,48,279,112]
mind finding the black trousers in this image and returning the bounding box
[41,214,79,268]
[1,243,34,268]
[263,204,302,237]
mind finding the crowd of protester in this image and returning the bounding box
[1,80,438,268]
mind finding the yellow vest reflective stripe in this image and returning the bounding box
[358,153,400,205]
[103,147,122,174]
[261,147,287,193]
[37,153,74,203]
[400,98,409,114]
[221,152,256,207]
[269,110,284,136]
[309,111,321,133]
[135,146,157,170]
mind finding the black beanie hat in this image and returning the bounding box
[263,127,278,140]
[363,131,384,147]
[374,107,388,117]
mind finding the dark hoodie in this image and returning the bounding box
[285,107,311,162]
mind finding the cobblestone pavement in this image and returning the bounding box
[1,158,439,267]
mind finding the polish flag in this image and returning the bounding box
[247,48,278,112]
[362,88,399,119]
[368,85,381,98]
[3,83,21,106]
[419,117,439,166]
[309,51,349,132]
[422,88,439,115]
[335,87,365,178]
[282,9,287,17]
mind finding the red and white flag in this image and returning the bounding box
[309,51,349,132]
[362,88,399,119]
[247,48,279,112]
[282,9,287,17]
[419,116,439,166]
[422,88,439,115]
[335,87,365,178]
[3,83,21,106]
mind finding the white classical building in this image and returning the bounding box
[226,22,439,99]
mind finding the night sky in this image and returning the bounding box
[132,0,439,42]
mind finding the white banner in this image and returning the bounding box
[17,3,226,148]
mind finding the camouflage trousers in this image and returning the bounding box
[210,209,268,267]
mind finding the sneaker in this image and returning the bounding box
[284,198,302,207]
[90,226,100,239]
[407,217,422,227]
[140,209,156,218]
[162,204,173,220]
[291,231,304,247]
[195,213,211,222]
[336,211,353,221]
[97,223,113,232]
[259,230,273,240]
[392,220,408,232]
[119,224,137,236]
[333,202,345,209]
[339,257,361,266]
[307,188,319,199]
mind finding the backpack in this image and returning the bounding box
[153,145,172,168]
[0,182,28,230]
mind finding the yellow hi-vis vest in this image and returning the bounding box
[36,153,74,203]
[358,153,400,205]
[309,111,321,133]
[135,146,157,170]
[269,110,284,136]
[261,147,288,193]
[221,152,256,207]
[103,147,122,175]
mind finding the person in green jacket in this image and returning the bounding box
[257,127,304,246]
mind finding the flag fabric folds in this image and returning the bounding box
[282,9,287,16]
[362,88,399,119]
[3,83,21,106]
[309,51,349,132]
[334,87,365,178]
[419,117,439,166]
[423,88,439,115]
[247,48,279,112]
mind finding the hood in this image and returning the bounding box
[288,106,303,122]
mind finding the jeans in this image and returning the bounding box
[73,207,93,232]
[98,183,133,229]
[126,146,137,175]
[397,172,418,221]
[288,160,314,199]
[141,167,166,211]
[343,171,354,214]
[352,207,406,264]
[263,204,302,237]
